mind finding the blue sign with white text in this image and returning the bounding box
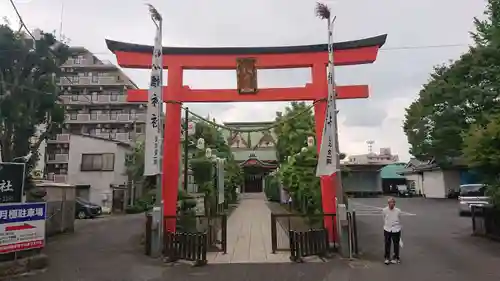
[0,203,46,224]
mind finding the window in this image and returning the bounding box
[110,92,118,101]
[91,73,99,83]
[70,112,78,120]
[81,153,115,171]
[135,124,145,134]
[71,76,80,83]
[71,94,79,101]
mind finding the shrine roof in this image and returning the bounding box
[105,34,387,56]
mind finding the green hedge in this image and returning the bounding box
[265,175,281,202]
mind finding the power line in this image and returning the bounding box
[8,0,35,40]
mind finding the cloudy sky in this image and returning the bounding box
[1,0,487,161]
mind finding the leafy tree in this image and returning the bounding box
[403,1,500,164]
[0,25,68,192]
[274,102,315,163]
[273,102,347,216]
[472,0,500,46]
[124,141,155,202]
[280,148,321,215]
[463,114,500,206]
[188,120,242,212]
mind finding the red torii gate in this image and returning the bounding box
[106,34,387,235]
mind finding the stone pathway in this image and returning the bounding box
[208,193,292,263]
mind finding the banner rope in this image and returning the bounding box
[164,99,326,133]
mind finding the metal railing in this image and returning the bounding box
[65,113,146,123]
[347,211,359,256]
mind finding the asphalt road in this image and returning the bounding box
[350,196,500,281]
[11,197,500,281]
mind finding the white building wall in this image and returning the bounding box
[422,170,446,198]
[67,135,130,208]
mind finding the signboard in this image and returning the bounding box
[236,58,258,94]
[0,163,26,204]
[0,202,46,254]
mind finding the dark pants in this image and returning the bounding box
[384,230,401,260]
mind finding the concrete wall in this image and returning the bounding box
[67,135,130,208]
[37,181,76,237]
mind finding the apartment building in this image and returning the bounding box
[347,148,400,165]
[45,47,146,185]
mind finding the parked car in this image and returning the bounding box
[396,185,415,197]
[458,184,489,216]
[75,197,103,219]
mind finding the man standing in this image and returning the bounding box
[383,197,402,264]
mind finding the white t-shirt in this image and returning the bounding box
[383,206,402,233]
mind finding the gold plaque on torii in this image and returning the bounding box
[236,58,258,94]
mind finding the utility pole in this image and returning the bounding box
[183,108,189,191]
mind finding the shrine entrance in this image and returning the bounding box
[106,34,386,262]
[240,153,277,193]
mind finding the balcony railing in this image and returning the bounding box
[61,59,116,69]
[47,134,70,143]
[59,76,131,86]
[92,132,135,143]
[60,94,129,104]
[65,113,146,123]
[47,153,69,163]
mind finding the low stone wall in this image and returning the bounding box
[0,254,48,279]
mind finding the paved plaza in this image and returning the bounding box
[13,196,500,281]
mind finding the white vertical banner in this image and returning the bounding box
[144,21,163,176]
[316,18,338,177]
